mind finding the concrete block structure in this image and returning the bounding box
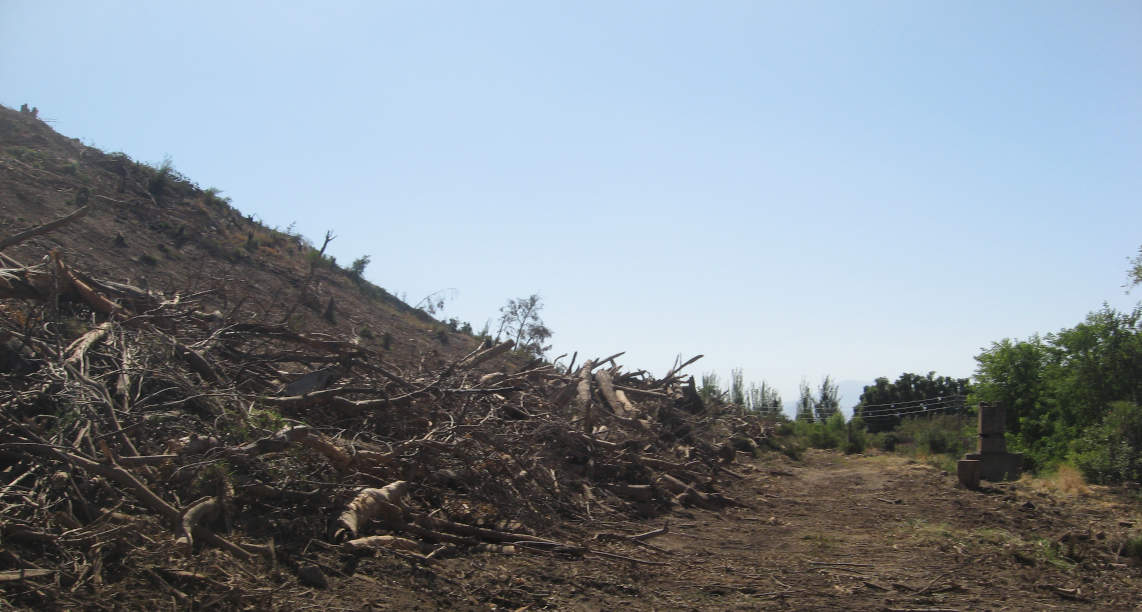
[958,403,1022,488]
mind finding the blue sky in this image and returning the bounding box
[3,1,1140,412]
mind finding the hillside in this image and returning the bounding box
[2,105,1140,611]
[0,104,480,374]
[0,104,762,608]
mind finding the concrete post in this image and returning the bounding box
[959,402,1022,486]
[977,402,1007,454]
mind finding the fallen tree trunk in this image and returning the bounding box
[0,205,89,251]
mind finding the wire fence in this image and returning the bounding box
[854,394,968,421]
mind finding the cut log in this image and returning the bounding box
[175,496,222,552]
[333,481,410,542]
[0,205,89,251]
[595,370,630,418]
[342,535,424,554]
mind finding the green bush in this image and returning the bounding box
[844,417,868,454]
[204,187,231,208]
[1070,401,1142,485]
[875,432,899,452]
[896,414,973,457]
[780,439,804,461]
[786,412,868,454]
[147,157,175,198]
[1124,534,1142,560]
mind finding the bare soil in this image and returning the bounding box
[203,450,1139,611]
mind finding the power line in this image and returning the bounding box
[856,399,967,421]
[857,398,964,417]
[855,394,967,411]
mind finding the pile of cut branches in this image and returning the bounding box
[0,242,771,607]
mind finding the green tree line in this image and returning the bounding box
[972,303,1142,482]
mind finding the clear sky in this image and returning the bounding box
[3,1,1140,411]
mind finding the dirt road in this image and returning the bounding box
[301,450,1141,610]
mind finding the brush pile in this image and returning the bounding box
[0,240,770,607]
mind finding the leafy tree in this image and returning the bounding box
[1071,401,1142,484]
[973,304,1142,473]
[747,381,783,419]
[1043,305,1142,427]
[495,294,552,357]
[1128,244,1142,291]
[969,250,1142,479]
[730,368,746,408]
[854,372,971,433]
[814,375,840,422]
[795,379,815,422]
[349,255,370,281]
[699,372,724,404]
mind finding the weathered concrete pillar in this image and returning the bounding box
[959,402,1022,486]
[977,402,1007,454]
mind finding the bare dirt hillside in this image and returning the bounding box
[0,104,482,374]
[2,105,1140,611]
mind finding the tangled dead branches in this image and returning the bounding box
[0,249,771,607]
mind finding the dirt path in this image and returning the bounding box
[258,450,1142,610]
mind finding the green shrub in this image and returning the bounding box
[788,412,864,453]
[844,417,868,454]
[1124,534,1142,560]
[147,156,175,198]
[876,432,899,452]
[204,187,231,208]
[781,440,804,461]
[8,145,44,166]
[896,414,973,457]
[1070,401,1142,485]
[806,424,839,449]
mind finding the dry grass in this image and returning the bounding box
[1051,464,1092,496]
[1022,464,1091,497]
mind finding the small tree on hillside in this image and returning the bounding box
[730,368,746,409]
[415,288,458,316]
[349,255,370,282]
[699,372,724,404]
[748,381,783,419]
[495,294,552,357]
